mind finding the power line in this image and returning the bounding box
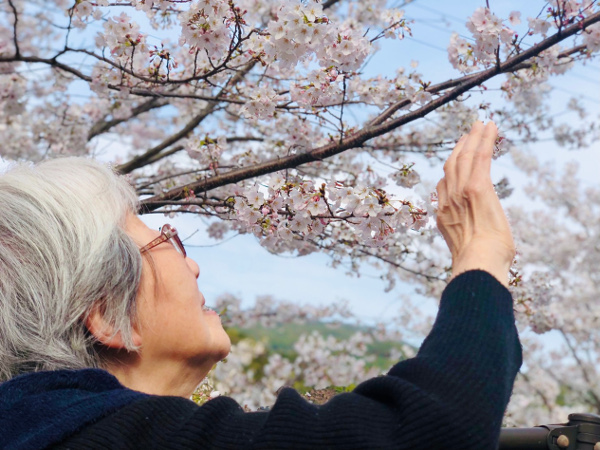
[409,2,467,25]
[551,85,600,104]
[404,35,448,53]
[407,13,600,89]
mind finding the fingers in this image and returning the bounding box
[442,134,467,176]
[436,177,447,211]
[442,121,497,193]
[455,121,485,191]
[472,121,497,179]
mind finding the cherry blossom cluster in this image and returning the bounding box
[185,134,228,166]
[130,0,171,14]
[496,151,600,423]
[380,9,412,40]
[342,0,410,39]
[214,293,353,328]
[289,68,344,108]
[239,85,284,120]
[448,7,516,72]
[390,163,421,188]
[583,23,600,50]
[546,0,598,27]
[209,331,385,410]
[211,338,276,408]
[346,67,434,109]
[179,0,234,60]
[95,12,149,68]
[72,1,103,24]
[511,268,561,334]
[196,294,426,411]
[231,175,429,251]
[191,376,220,405]
[347,74,397,108]
[291,331,381,389]
[501,44,574,114]
[258,115,322,152]
[246,0,371,72]
[0,72,26,116]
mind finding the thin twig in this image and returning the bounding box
[117,61,257,173]
[560,330,600,411]
[7,0,20,57]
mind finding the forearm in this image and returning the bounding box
[386,270,522,446]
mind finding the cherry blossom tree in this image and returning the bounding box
[499,149,600,426]
[2,0,600,426]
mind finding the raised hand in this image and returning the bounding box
[436,121,515,286]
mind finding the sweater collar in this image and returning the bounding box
[0,368,148,450]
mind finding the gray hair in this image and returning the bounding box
[0,157,142,381]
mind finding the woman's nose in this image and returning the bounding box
[186,257,200,279]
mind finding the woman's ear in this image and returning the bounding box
[85,306,142,349]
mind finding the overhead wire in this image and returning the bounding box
[404,1,600,90]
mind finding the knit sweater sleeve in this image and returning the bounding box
[54,270,522,450]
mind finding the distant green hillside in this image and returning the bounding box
[228,321,412,371]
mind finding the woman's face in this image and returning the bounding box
[125,215,231,374]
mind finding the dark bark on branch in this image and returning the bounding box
[368,44,590,127]
[321,0,342,9]
[116,112,214,173]
[87,98,169,141]
[355,248,445,282]
[7,0,20,57]
[0,54,92,80]
[65,47,246,86]
[138,135,264,167]
[140,10,600,212]
[142,145,185,167]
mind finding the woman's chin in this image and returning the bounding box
[216,334,232,361]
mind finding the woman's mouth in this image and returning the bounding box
[202,305,218,315]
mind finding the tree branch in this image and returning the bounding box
[0,54,90,80]
[139,144,185,167]
[87,97,169,141]
[116,113,214,173]
[519,372,554,412]
[355,247,445,282]
[560,330,600,411]
[140,10,600,212]
[368,44,590,128]
[117,61,257,173]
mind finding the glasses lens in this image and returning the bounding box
[169,236,186,257]
[160,224,186,257]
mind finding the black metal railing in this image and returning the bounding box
[499,413,600,450]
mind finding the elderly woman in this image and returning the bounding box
[0,122,521,450]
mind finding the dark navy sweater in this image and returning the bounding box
[0,271,522,449]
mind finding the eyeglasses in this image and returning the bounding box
[139,224,187,258]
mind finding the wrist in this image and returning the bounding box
[451,247,513,287]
